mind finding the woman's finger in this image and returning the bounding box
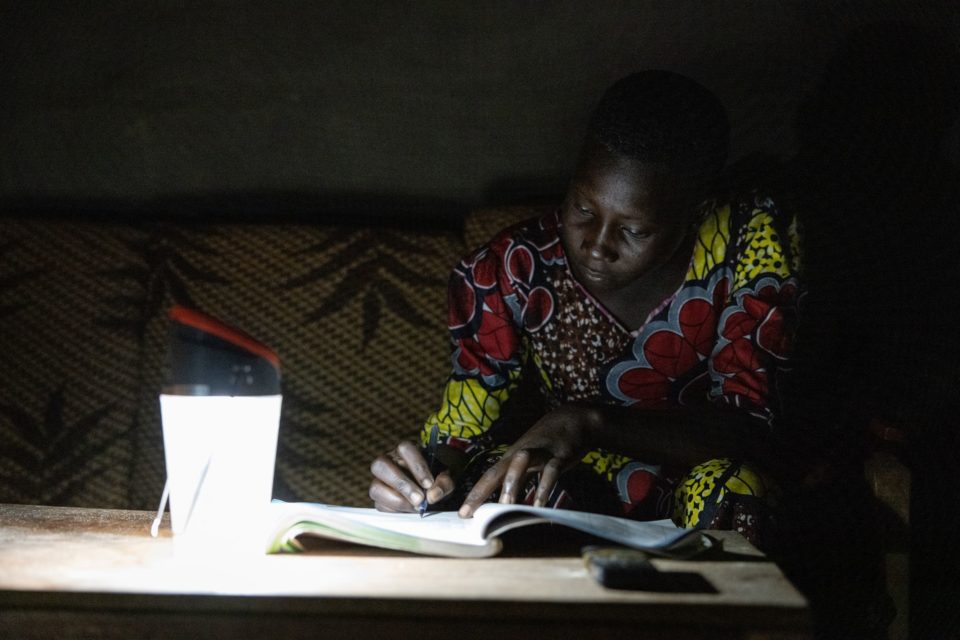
[533,457,563,507]
[458,460,508,517]
[368,478,416,513]
[425,470,455,504]
[387,450,407,469]
[499,450,531,505]
[369,453,424,508]
[396,440,434,490]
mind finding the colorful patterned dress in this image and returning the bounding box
[423,193,803,545]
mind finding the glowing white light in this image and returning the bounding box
[159,394,282,556]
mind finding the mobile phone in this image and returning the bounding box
[583,547,717,593]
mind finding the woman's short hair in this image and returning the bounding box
[588,70,730,181]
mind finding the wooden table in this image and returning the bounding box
[0,504,810,639]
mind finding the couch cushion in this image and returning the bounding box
[0,218,462,509]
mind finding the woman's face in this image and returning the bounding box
[560,143,700,296]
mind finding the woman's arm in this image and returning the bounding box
[583,403,775,467]
[370,234,529,512]
[457,401,776,516]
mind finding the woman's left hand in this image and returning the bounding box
[457,404,601,517]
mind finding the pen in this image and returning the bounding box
[420,425,439,517]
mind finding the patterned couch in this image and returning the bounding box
[0,206,539,510]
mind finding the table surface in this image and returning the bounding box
[0,503,811,639]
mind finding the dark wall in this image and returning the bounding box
[3,2,960,637]
[2,1,955,219]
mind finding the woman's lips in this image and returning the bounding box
[577,264,609,281]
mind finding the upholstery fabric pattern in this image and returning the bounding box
[0,217,464,509]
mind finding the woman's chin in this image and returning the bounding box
[573,266,621,293]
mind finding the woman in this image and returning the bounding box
[368,70,802,548]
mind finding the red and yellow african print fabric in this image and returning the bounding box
[423,193,802,539]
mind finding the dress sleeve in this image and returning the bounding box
[421,238,525,449]
[707,194,804,424]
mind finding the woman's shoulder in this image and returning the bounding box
[704,188,784,224]
[698,184,801,238]
[463,206,555,249]
[692,189,802,283]
[461,209,564,266]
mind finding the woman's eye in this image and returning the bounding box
[622,227,647,238]
[576,205,593,216]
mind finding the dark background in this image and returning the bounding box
[2,2,959,638]
[2,1,955,219]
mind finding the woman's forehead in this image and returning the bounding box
[574,154,691,212]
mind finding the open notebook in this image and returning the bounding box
[267,501,709,558]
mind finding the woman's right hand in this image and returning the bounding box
[368,440,456,512]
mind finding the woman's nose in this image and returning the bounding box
[583,225,617,261]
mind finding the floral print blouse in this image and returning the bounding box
[422,192,803,514]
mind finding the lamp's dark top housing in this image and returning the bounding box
[164,305,281,396]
